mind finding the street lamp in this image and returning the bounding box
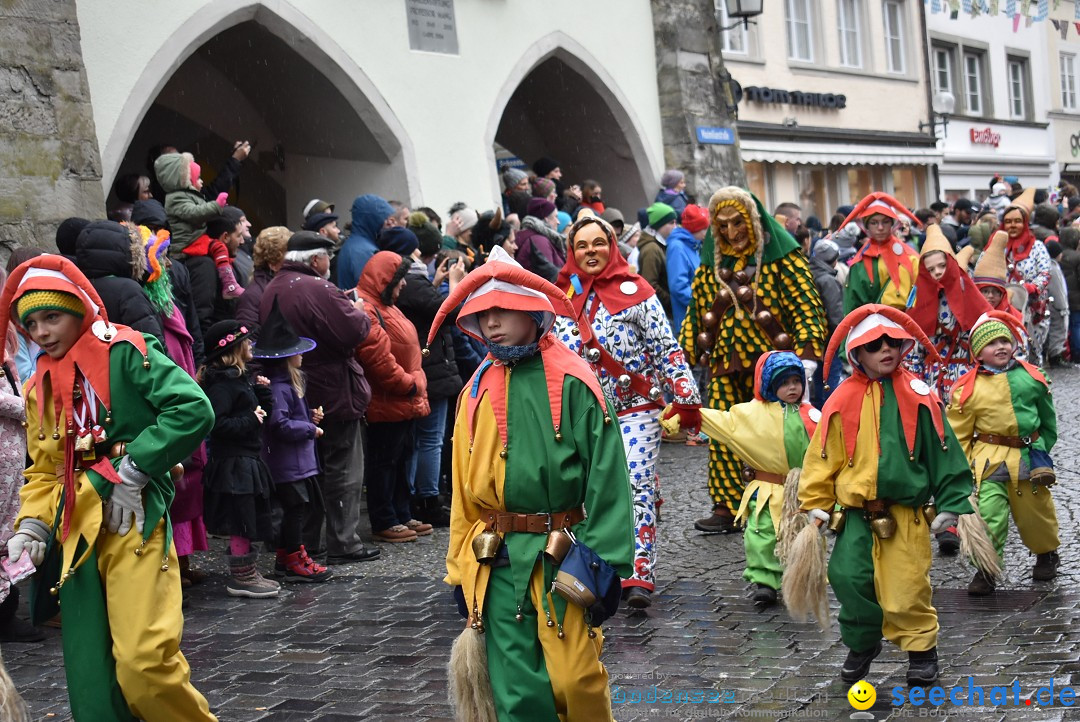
[722,0,763,30]
[919,91,956,138]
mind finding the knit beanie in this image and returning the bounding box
[526,198,556,219]
[16,290,85,325]
[681,204,709,233]
[455,208,478,233]
[55,217,90,257]
[532,156,559,179]
[813,239,840,264]
[189,161,201,186]
[970,320,1012,358]
[501,167,528,191]
[646,202,677,229]
[408,211,443,257]
[377,226,419,256]
[660,169,684,189]
[531,177,555,199]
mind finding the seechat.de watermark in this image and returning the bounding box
[890,678,1077,708]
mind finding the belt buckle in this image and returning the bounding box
[545,513,553,533]
[1021,435,1032,446]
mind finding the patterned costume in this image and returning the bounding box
[440,247,634,721]
[1000,189,1052,365]
[799,305,974,686]
[555,216,700,597]
[840,193,922,313]
[680,188,825,524]
[699,352,818,596]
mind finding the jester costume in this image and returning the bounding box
[973,230,1026,324]
[680,187,826,527]
[0,256,216,721]
[1000,189,1052,365]
[799,305,974,685]
[698,351,818,598]
[947,313,1060,592]
[903,224,991,403]
[441,247,634,721]
[841,193,922,313]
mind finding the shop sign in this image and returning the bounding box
[970,127,1001,148]
[406,0,458,55]
[743,86,847,109]
[1070,132,1080,157]
[696,126,736,145]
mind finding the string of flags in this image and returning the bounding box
[926,0,1080,25]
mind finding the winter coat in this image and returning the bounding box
[355,252,429,423]
[808,255,845,332]
[654,188,689,217]
[236,267,275,331]
[168,259,204,367]
[514,216,565,282]
[181,252,236,335]
[201,365,273,458]
[397,259,463,401]
[261,261,371,421]
[154,152,224,254]
[1059,244,1080,312]
[74,220,165,348]
[338,194,393,291]
[665,226,701,335]
[261,369,320,484]
[636,230,671,315]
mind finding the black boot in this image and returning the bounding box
[967,570,996,596]
[751,584,777,607]
[414,495,451,527]
[694,504,738,534]
[1033,550,1060,581]
[841,641,882,683]
[936,526,960,556]
[624,587,652,609]
[907,648,939,686]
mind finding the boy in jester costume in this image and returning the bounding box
[695,350,819,607]
[799,304,974,686]
[0,256,217,721]
[947,312,1060,596]
[680,187,826,534]
[439,246,634,721]
[840,192,923,313]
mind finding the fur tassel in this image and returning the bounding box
[781,524,830,631]
[958,491,1003,581]
[0,649,30,722]
[775,468,806,565]
[447,626,497,722]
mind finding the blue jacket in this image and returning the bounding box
[666,226,702,335]
[337,194,393,290]
[654,188,689,217]
[262,369,320,484]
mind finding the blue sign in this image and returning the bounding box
[696,126,735,145]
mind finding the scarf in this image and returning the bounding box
[556,226,656,318]
[522,215,566,255]
[908,256,991,336]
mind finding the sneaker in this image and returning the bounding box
[624,587,652,609]
[373,524,418,543]
[752,584,778,607]
[1033,550,1060,581]
[841,641,882,684]
[685,431,709,446]
[405,519,434,537]
[936,527,960,556]
[694,505,738,534]
[907,648,939,686]
[967,570,996,596]
[326,547,381,564]
[283,546,333,583]
[227,553,280,598]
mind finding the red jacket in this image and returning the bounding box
[355,252,429,423]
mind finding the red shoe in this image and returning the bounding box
[283,545,333,583]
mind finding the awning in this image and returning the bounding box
[739,139,942,166]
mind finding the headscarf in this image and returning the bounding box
[555,216,655,318]
[907,224,990,336]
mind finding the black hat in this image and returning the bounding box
[131,200,168,229]
[303,212,338,232]
[204,320,252,362]
[532,156,560,178]
[377,226,419,256]
[286,230,335,253]
[251,297,317,359]
[953,198,976,213]
[56,217,90,257]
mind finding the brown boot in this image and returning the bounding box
[694,504,738,534]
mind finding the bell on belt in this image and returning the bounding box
[170,464,185,482]
[472,530,502,564]
[617,374,632,390]
[734,270,750,285]
[702,311,717,328]
[718,267,733,281]
[870,513,897,540]
[585,347,601,364]
[773,332,793,350]
[921,502,937,526]
[735,286,755,305]
[697,331,715,351]
[544,529,572,564]
[648,387,662,402]
[756,310,773,324]
[828,508,847,534]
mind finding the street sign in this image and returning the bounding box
[696,126,736,145]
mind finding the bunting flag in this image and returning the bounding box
[927,0,1080,31]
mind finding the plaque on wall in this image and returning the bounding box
[406,0,459,55]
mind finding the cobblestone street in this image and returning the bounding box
[3,367,1079,722]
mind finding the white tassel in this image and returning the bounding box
[0,648,30,722]
[781,524,830,631]
[447,626,498,722]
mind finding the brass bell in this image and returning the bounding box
[421,346,430,358]
[546,619,555,627]
[718,287,732,301]
[616,374,632,390]
[774,332,793,350]
[471,529,502,564]
[828,508,847,534]
[718,267,733,282]
[702,311,717,327]
[585,347,601,364]
[735,286,755,305]
[734,270,750,285]
[756,310,774,324]
[50,586,59,596]
[870,514,897,540]
[697,332,714,349]
[544,529,572,564]
[142,359,150,369]
[921,502,937,526]
[648,387,662,402]
[170,464,185,482]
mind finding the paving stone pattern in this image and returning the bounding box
[5,366,1080,721]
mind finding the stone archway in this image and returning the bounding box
[104,2,416,229]
[487,32,659,216]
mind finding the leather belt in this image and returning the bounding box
[741,466,785,485]
[484,506,586,534]
[974,430,1039,448]
[863,499,891,514]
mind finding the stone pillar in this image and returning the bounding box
[652,0,746,204]
[0,0,105,261]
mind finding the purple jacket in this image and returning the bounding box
[261,370,320,484]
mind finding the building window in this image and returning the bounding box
[745,162,768,208]
[786,0,814,62]
[717,0,748,54]
[1007,56,1029,120]
[883,0,906,73]
[963,51,985,116]
[1062,53,1077,110]
[891,166,924,210]
[933,45,955,98]
[837,0,863,68]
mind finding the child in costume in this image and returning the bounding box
[1,255,217,721]
[253,300,332,583]
[152,151,243,298]
[975,230,1027,324]
[439,246,634,722]
[199,320,279,598]
[696,351,819,606]
[799,304,974,686]
[840,193,923,313]
[947,312,1060,595]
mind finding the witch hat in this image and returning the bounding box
[251,297,317,359]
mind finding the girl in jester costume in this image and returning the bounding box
[973,230,1026,324]
[554,215,701,611]
[0,256,217,721]
[695,350,819,607]
[439,245,634,721]
[799,304,974,686]
[947,312,1060,596]
[679,187,826,534]
[840,192,923,314]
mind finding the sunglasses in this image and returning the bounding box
[861,336,904,353]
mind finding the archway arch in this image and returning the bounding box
[486,32,659,215]
[104,1,417,228]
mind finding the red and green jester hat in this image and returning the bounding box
[840,193,923,313]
